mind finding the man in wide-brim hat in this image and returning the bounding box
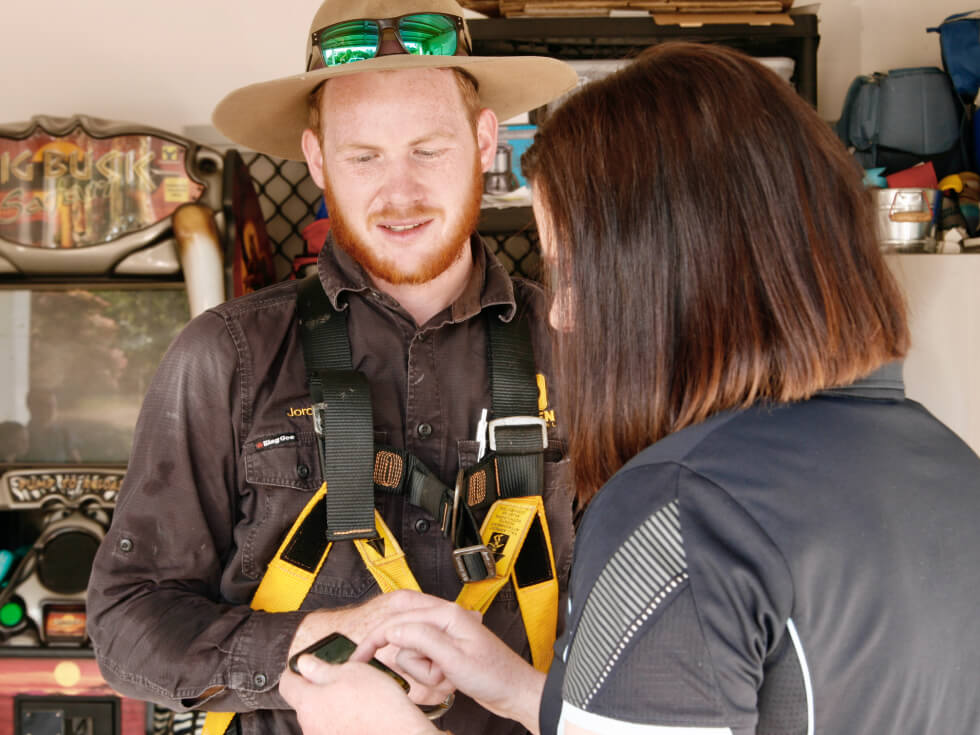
[86,1,578,734]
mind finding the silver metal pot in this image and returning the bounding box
[874,188,939,252]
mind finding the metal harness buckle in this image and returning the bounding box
[487,416,548,452]
[448,469,496,583]
[452,544,497,583]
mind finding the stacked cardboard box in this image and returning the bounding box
[461,0,793,17]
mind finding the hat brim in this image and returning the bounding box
[212,54,578,161]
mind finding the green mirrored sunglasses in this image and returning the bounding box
[308,13,468,70]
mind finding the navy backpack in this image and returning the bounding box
[928,11,980,103]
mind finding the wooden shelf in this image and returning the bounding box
[468,13,819,105]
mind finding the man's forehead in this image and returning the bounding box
[320,66,462,104]
[318,68,472,138]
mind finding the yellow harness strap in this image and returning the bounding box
[454,495,558,672]
[203,488,558,734]
[202,483,419,735]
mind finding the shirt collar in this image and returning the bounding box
[817,361,906,400]
[315,233,518,325]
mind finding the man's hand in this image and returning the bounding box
[280,654,436,735]
[352,591,546,734]
[287,590,453,706]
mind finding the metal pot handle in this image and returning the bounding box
[888,189,933,223]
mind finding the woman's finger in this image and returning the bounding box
[395,645,446,686]
[352,600,478,663]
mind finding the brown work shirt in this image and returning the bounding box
[86,236,574,735]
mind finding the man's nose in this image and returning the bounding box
[378,157,426,206]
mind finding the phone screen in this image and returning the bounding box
[306,632,356,665]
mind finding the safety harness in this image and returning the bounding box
[203,274,558,735]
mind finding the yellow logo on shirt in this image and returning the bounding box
[537,373,556,427]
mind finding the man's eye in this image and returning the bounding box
[415,149,440,158]
[352,153,377,163]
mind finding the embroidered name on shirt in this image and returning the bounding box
[254,432,298,451]
[286,406,313,417]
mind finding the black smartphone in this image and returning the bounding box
[288,632,410,693]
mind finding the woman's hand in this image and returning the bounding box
[287,590,454,706]
[280,653,437,735]
[352,591,546,733]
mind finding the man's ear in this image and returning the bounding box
[301,128,326,189]
[476,108,499,173]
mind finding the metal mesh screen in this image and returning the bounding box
[240,152,323,281]
[239,152,542,282]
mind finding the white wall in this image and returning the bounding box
[816,0,966,121]
[1,0,968,135]
[886,256,980,454]
[3,2,310,138]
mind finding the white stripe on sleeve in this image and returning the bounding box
[558,701,735,735]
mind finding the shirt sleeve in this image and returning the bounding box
[85,310,306,713]
[548,461,794,735]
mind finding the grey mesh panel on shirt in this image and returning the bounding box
[562,500,688,708]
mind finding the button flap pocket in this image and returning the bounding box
[243,431,319,491]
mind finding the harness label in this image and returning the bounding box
[488,532,510,560]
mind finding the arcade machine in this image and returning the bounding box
[0,114,274,735]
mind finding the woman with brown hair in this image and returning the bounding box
[280,42,980,735]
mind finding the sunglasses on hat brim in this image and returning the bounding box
[307,13,470,71]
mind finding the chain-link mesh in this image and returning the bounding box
[240,152,323,282]
[479,209,541,281]
[239,152,542,282]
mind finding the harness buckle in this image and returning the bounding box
[487,416,549,452]
[452,544,497,583]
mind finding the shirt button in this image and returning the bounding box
[417,423,433,439]
[118,538,134,553]
[296,463,310,479]
[253,673,267,688]
[414,518,430,534]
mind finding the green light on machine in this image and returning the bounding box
[0,600,24,627]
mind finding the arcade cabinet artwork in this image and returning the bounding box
[0,115,275,735]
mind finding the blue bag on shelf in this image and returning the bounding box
[928,11,980,103]
[835,67,971,178]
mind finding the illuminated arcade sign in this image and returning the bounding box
[0,470,124,508]
[0,118,205,250]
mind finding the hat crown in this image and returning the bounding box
[308,0,467,36]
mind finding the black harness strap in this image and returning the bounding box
[297,275,376,541]
[486,311,546,499]
[295,273,547,580]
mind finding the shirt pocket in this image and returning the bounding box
[239,432,377,601]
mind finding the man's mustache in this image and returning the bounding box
[369,206,442,225]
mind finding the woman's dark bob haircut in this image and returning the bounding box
[523,42,909,504]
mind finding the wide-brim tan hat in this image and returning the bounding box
[212,0,578,161]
